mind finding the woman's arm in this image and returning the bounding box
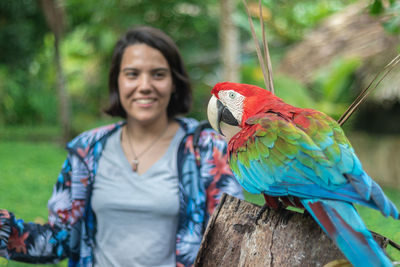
[0,155,82,263]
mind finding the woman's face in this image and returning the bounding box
[118,44,173,125]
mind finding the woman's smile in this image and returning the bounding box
[134,98,157,106]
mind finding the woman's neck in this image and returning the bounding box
[125,116,170,141]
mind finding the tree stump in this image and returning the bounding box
[195,194,389,267]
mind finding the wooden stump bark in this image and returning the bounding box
[195,194,389,267]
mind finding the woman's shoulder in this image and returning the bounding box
[175,117,200,133]
[66,121,124,154]
[176,117,213,134]
[177,117,227,149]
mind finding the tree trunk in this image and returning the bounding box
[195,194,389,267]
[40,0,70,143]
[54,35,70,143]
[220,0,240,83]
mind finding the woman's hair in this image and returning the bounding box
[105,26,192,118]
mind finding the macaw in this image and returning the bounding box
[207,82,399,267]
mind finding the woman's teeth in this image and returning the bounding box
[136,99,155,104]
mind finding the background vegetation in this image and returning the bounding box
[0,0,399,266]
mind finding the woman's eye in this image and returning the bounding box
[126,72,138,78]
[229,92,236,99]
[154,72,166,79]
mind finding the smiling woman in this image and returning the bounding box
[117,44,175,172]
[0,26,243,267]
[118,44,173,127]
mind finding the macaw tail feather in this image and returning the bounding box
[346,173,399,219]
[301,198,393,267]
[370,180,399,219]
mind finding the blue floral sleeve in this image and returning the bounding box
[198,129,243,215]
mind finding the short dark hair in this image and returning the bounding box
[105,26,192,118]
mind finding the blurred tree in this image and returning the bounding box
[0,1,48,67]
[220,0,240,82]
[40,0,70,143]
[0,1,49,125]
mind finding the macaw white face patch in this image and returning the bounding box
[218,90,245,125]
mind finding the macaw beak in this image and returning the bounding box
[207,95,239,136]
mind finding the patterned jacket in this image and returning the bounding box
[0,117,243,266]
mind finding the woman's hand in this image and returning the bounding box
[0,209,12,246]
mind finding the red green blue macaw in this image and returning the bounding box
[207,82,399,267]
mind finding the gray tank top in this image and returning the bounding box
[92,126,185,267]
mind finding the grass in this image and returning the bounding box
[0,125,62,142]
[0,139,399,265]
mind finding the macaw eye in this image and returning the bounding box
[228,91,236,99]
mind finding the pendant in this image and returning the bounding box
[131,159,139,172]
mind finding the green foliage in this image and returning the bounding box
[0,0,394,132]
[241,60,315,108]
[236,0,357,43]
[0,2,55,126]
[383,2,400,34]
[188,83,213,121]
[370,0,400,34]
[242,59,360,118]
[273,74,316,108]
[311,57,362,119]
[0,18,59,125]
[0,1,47,67]
[0,64,57,125]
[242,65,315,108]
[0,0,364,131]
[370,0,384,15]
[0,0,223,131]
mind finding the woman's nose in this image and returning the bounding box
[138,74,152,91]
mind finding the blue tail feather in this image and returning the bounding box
[347,173,399,219]
[370,181,399,219]
[301,198,393,267]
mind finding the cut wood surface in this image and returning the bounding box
[195,193,389,267]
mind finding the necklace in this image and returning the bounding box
[124,122,169,172]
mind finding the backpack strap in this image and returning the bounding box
[193,120,212,149]
[192,120,212,166]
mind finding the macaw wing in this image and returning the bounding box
[292,110,398,218]
[293,110,373,198]
[292,110,357,172]
[228,112,399,218]
[228,112,348,197]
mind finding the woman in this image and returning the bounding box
[0,26,243,267]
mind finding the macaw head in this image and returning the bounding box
[207,81,277,140]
